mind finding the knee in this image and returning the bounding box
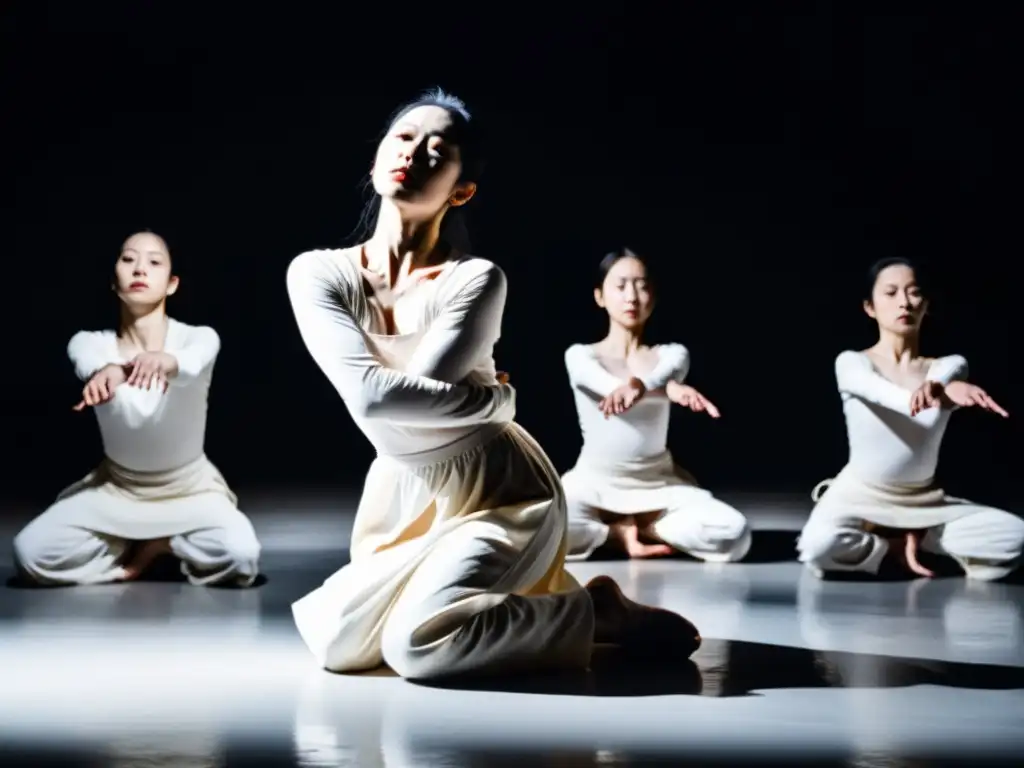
[12,523,51,574]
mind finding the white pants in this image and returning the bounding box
[375,519,597,680]
[799,506,1024,581]
[565,484,751,562]
[13,492,261,587]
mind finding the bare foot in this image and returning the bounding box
[118,538,171,581]
[610,521,674,558]
[585,575,701,658]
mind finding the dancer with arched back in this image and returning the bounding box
[286,89,700,680]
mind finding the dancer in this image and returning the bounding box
[798,257,1022,580]
[12,231,261,587]
[561,248,750,561]
[286,89,700,680]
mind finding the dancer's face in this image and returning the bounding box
[371,105,476,217]
[113,232,178,306]
[863,263,927,335]
[595,257,654,330]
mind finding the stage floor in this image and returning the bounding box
[0,494,1021,766]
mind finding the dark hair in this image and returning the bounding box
[865,256,922,302]
[350,87,485,253]
[595,247,650,290]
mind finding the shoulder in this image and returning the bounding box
[933,354,968,375]
[655,343,689,358]
[287,248,358,282]
[442,257,507,309]
[67,329,113,351]
[449,256,506,292]
[835,349,869,368]
[564,343,596,361]
[172,320,220,346]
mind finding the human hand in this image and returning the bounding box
[666,382,720,418]
[599,377,646,417]
[909,380,944,416]
[126,351,175,391]
[73,364,128,411]
[496,371,510,385]
[942,380,1008,417]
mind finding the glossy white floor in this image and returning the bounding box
[0,492,1021,767]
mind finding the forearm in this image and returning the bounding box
[288,250,512,427]
[362,371,515,427]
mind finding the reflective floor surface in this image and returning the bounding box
[0,495,1021,766]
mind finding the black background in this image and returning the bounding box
[2,2,1016,509]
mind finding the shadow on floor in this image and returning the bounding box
[418,637,1024,697]
[4,555,269,589]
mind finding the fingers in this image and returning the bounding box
[909,388,924,416]
[703,398,721,418]
[72,400,86,411]
[978,391,1009,417]
[904,532,934,578]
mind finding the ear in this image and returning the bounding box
[166,276,180,296]
[448,182,477,207]
[593,288,605,308]
[862,299,876,319]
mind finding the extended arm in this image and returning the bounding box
[834,351,912,414]
[286,250,512,427]
[403,261,507,382]
[67,331,119,382]
[167,326,220,387]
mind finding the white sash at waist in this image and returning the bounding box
[51,454,240,539]
[806,464,972,530]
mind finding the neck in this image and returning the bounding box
[119,305,169,351]
[365,200,448,284]
[601,322,645,357]
[873,329,919,363]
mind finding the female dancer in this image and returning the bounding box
[798,257,1022,580]
[286,89,700,680]
[12,231,261,586]
[561,248,751,561]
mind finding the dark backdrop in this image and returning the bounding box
[1,2,1016,510]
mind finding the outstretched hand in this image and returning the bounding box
[599,378,646,417]
[942,381,1008,417]
[666,382,720,418]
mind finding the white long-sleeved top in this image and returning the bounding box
[285,249,515,464]
[564,343,690,462]
[67,318,221,473]
[834,350,968,486]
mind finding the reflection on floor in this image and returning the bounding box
[0,493,1021,766]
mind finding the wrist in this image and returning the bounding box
[628,376,646,394]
